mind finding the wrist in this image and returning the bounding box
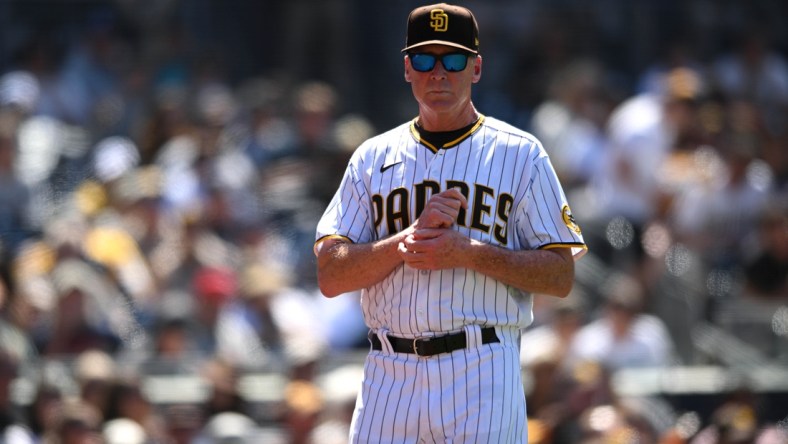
[378,229,410,256]
[465,238,491,270]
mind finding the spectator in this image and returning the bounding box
[691,401,759,444]
[0,274,55,364]
[281,379,324,444]
[196,411,257,444]
[199,358,247,418]
[670,134,771,272]
[521,293,593,440]
[529,59,611,189]
[41,398,103,444]
[161,403,205,444]
[215,261,326,375]
[575,401,668,444]
[191,265,239,356]
[102,417,147,444]
[44,260,126,356]
[105,376,168,443]
[711,27,788,136]
[22,382,63,442]
[236,76,296,169]
[0,109,33,258]
[36,7,128,128]
[637,36,705,98]
[568,272,676,370]
[142,315,206,375]
[73,349,117,415]
[521,289,588,370]
[742,204,788,300]
[0,351,35,443]
[591,67,707,227]
[313,288,367,350]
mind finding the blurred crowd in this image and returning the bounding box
[0,0,787,443]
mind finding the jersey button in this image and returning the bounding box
[420,270,428,275]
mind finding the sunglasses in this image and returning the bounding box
[408,52,470,73]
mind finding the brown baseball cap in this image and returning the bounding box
[402,3,479,54]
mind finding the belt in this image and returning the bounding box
[370,327,499,357]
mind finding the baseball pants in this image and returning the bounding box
[349,325,526,444]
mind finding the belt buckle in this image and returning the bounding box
[412,337,428,357]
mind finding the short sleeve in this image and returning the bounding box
[516,154,586,259]
[315,154,375,249]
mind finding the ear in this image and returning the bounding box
[472,55,482,83]
[404,55,413,83]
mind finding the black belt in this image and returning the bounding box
[370,327,499,357]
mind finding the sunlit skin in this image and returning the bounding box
[316,43,574,299]
[404,44,482,131]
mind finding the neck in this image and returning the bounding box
[417,103,479,132]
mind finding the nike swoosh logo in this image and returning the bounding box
[380,161,402,173]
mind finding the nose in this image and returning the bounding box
[429,61,448,79]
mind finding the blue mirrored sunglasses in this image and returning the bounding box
[409,52,470,72]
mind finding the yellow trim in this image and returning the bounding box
[445,115,485,148]
[540,243,587,250]
[540,243,589,260]
[410,119,439,153]
[409,115,485,152]
[313,234,353,256]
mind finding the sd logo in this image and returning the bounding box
[430,9,448,32]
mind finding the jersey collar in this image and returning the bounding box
[410,114,485,153]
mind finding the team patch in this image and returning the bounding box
[562,205,581,234]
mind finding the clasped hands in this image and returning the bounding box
[397,188,471,270]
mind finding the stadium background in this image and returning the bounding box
[0,0,786,442]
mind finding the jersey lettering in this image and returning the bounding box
[494,193,514,244]
[386,188,410,234]
[445,180,470,226]
[470,184,494,233]
[414,180,441,220]
[374,180,511,245]
[372,194,384,228]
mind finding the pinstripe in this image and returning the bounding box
[486,343,497,442]
[472,345,483,441]
[524,211,545,247]
[450,351,460,440]
[317,116,582,443]
[353,352,382,442]
[372,353,394,440]
[427,360,441,443]
[379,354,397,441]
[504,342,515,443]
[531,167,558,241]
[392,357,413,440]
[534,164,562,238]
[462,347,471,441]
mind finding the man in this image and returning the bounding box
[314,4,586,443]
[567,272,675,371]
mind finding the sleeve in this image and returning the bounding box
[516,153,587,259]
[314,152,375,252]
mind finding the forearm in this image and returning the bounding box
[316,231,409,297]
[465,242,575,297]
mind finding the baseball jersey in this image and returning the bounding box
[315,115,586,336]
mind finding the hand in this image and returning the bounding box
[413,188,468,229]
[397,228,470,270]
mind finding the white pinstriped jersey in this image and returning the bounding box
[315,115,586,336]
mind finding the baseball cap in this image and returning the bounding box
[402,3,479,54]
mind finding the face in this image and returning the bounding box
[404,44,481,117]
